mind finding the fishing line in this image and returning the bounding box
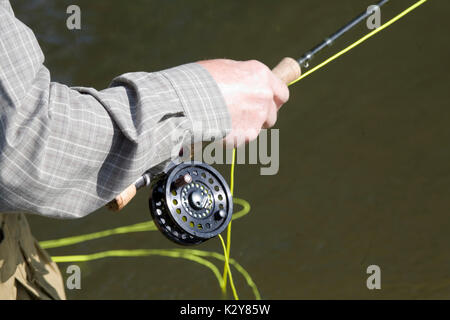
[221,148,236,297]
[184,248,261,300]
[219,234,238,300]
[50,247,261,299]
[52,249,223,288]
[39,197,250,250]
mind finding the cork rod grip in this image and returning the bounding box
[106,183,137,212]
[271,57,301,85]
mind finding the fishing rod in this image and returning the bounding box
[106,0,428,247]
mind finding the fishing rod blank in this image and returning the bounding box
[271,0,390,85]
[297,0,389,68]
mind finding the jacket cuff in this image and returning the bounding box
[159,63,231,142]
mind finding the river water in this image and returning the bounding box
[15,0,450,299]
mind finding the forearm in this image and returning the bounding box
[0,7,230,218]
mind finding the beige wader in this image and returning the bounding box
[0,213,66,300]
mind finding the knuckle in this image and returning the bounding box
[248,59,262,68]
[260,87,273,101]
[248,59,270,74]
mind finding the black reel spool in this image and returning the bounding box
[149,162,233,245]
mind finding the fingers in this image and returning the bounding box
[263,102,277,129]
[251,59,290,109]
[270,74,290,110]
[205,58,294,146]
[262,71,289,129]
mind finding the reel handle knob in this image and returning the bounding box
[173,173,193,188]
[106,183,137,211]
[272,57,302,85]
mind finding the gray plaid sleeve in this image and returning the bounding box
[0,0,13,15]
[0,5,231,218]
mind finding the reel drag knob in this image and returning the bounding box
[149,162,233,246]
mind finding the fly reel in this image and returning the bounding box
[149,162,233,245]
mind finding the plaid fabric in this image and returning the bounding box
[0,1,231,218]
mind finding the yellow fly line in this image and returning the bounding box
[40,189,253,298]
[50,247,261,300]
[41,0,429,300]
[39,196,250,250]
[221,148,236,296]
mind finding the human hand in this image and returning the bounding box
[197,59,293,147]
